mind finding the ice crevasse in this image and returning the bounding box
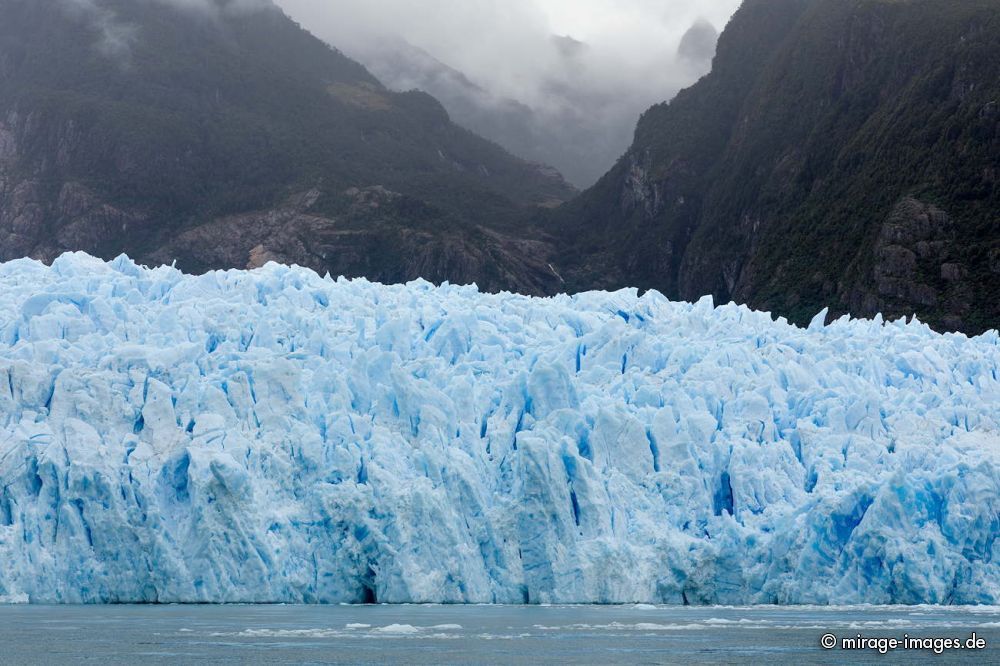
[0,253,998,604]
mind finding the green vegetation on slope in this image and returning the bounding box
[554,0,999,333]
[0,0,573,282]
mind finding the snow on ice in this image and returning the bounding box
[0,253,998,604]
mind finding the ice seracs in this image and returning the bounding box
[0,253,998,604]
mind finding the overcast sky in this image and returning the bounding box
[275,0,741,113]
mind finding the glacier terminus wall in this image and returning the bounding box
[0,254,998,604]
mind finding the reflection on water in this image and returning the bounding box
[2,604,998,664]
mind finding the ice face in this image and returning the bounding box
[0,253,998,604]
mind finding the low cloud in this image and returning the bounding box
[275,0,741,185]
[678,19,721,64]
[279,0,739,115]
[58,0,277,60]
[55,0,742,186]
[58,0,138,58]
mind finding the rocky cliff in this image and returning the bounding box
[554,0,999,333]
[2,0,997,333]
[0,0,573,290]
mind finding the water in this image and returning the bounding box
[1,604,997,664]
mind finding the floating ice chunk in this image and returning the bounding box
[375,624,420,634]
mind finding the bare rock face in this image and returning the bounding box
[990,248,1000,275]
[0,178,147,263]
[55,182,147,255]
[554,0,999,334]
[145,189,327,271]
[846,197,973,330]
[872,198,948,306]
[620,151,663,219]
[0,118,15,163]
[0,113,18,220]
[147,187,562,295]
[0,112,47,258]
[7,181,44,237]
[0,0,576,299]
[941,263,967,282]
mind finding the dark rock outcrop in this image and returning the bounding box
[0,0,573,291]
[553,0,1000,334]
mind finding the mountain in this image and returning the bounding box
[552,0,1000,334]
[353,38,643,189]
[350,27,719,190]
[2,0,996,334]
[0,0,574,292]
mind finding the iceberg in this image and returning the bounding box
[0,253,998,604]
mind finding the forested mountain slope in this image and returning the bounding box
[553,0,999,333]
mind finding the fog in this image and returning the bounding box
[58,0,273,56]
[275,0,741,187]
[277,1,738,112]
[59,0,742,187]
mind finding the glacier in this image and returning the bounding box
[0,252,998,605]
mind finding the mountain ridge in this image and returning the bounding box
[551,0,999,333]
[0,0,574,291]
[1,0,997,333]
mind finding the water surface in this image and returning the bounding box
[2,604,997,664]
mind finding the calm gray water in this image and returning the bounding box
[1,604,997,664]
